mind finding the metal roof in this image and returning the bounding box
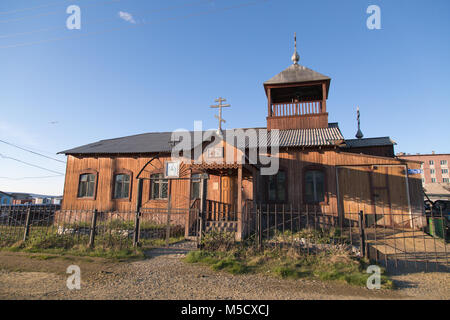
[274,125,343,147]
[343,137,396,148]
[264,64,331,85]
[59,131,175,155]
[60,124,344,155]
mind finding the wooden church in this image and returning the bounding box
[59,37,424,240]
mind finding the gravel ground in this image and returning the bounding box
[0,241,448,300]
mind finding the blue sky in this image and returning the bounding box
[0,0,449,195]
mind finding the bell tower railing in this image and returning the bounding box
[271,100,323,117]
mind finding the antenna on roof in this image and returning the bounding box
[291,32,300,65]
[355,106,364,139]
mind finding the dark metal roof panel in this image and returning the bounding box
[59,132,174,155]
[344,137,396,148]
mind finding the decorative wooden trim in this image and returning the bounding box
[268,112,328,120]
[264,80,329,90]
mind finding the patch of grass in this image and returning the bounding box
[272,227,347,245]
[184,251,248,275]
[28,254,58,261]
[141,235,185,248]
[1,237,144,261]
[185,235,393,289]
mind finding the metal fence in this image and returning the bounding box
[0,205,196,249]
[247,203,449,273]
[1,203,448,273]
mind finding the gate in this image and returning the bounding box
[137,207,200,247]
[362,212,448,272]
[247,203,449,273]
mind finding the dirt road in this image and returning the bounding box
[0,242,448,300]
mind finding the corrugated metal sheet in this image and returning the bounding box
[278,126,343,147]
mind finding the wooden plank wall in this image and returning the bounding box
[267,113,329,130]
[62,154,255,213]
[257,149,423,222]
[62,149,422,226]
[62,154,192,211]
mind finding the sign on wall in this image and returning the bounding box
[165,161,180,178]
[207,147,223,158]
[407,169,423,175]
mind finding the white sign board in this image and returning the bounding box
[165,161,180,178]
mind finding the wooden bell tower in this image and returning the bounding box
[264,34,331,130]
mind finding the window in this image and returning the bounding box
[442,169,448,174]
[430,169,435,174]
[304,170,325,203]
[268,171,286,202]
[191,173,201,200]
[150,173,168,199]
[431,178,436,183]
[113,174,131,199]
[429,160,434,165]
[441,160,448,166]
[78,173,96,198]
[443,178,449,183]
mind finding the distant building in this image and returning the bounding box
[0,191,13,205]
[6,192,63,205]
[397,152,450,201]
[397,152,450,184]
[10,193,34,204]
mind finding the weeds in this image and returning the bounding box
[185,232,393,289]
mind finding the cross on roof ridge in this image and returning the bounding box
[210,97,230,135]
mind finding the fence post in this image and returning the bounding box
[23,207,32,242]
[89,209,98,248]
[134,178,143,247]
[166,180,172,248]
[198,214,203,248]
[258,206,263,251]
[358,210,367,258]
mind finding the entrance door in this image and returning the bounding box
[221,176,236,219]
[221,176,236,205]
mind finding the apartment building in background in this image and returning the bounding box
[397,152,450,201]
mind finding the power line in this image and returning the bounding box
[0,1,70,15]
[0,0,269,49]
[0,175,64,180]
[0,0,210,40]
[0,153,64,175]
[0,0,121,24]
[0,139,66,163]
[0,0,112,16]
